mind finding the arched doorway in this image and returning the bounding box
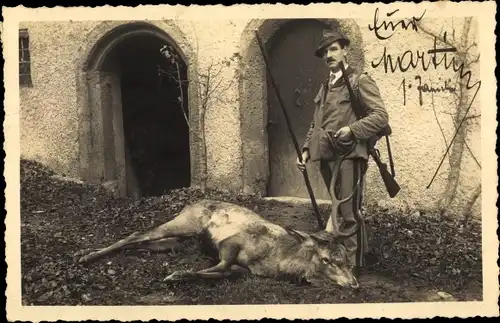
[80,22,192,198]
[238,18,365,199]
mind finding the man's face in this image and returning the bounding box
[323,41,346,72]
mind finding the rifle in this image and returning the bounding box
[338,61,401,198]
[254,30,324,230]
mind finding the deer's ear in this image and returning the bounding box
[288,229,309,242]
[310,231,336,245]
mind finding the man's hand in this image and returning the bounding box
[296,150,310,172]
[334,126,353,141]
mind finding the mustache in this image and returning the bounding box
[326,58,336,63]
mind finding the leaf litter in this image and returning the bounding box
[20,159,482,305]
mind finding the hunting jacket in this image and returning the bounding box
[302,65,389,162]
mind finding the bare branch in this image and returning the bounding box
[446,112,481,169]
[201,67,211,109]
[210,76,226,97]
[207,58,215,76]
[211,66,235,97]
[218,78,237,97]
[197,73,209,89]
[213,62,226,81]
[416,21,458,48]
[451,18,456,43]
[465,41,478,53]
[464,114,481,121]
[431,90,452,166]
[465,53,480,68]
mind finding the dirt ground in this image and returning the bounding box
[20,160,483,305]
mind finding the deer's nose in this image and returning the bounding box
[350,278,359,289]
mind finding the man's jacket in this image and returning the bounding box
[302,65,389,162]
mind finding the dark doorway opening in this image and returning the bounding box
[102,34,191,197]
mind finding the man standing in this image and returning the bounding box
[297,29,389,276]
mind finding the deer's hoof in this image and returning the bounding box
[163,270,188,282]
[78,255,91,264]
[74,248,99,263]
[74,249,90,258]
[78,252,99,264]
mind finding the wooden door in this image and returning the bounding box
[102,72,142,199]
[267,19,331,200]
[86,70,140,198]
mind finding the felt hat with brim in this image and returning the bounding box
[315,30,351,58]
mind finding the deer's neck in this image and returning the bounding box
[276,236,319,279]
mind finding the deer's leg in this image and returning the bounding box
[164,264,249,281]
[164,238,247,281]
[134,237,184,253]
[77,207,205,264]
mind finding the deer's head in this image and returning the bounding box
[308,230,359,289]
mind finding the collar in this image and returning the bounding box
[327,63,356,90]
[329,63,348,83]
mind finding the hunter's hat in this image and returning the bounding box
[315,29,351,58]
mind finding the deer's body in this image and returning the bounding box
[77,199,359,289]
[175,200,298,277]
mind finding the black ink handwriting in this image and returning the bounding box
[415,76,456,106]
[369,8,426,40]
[371,33,457,73]
[399,76,455,106]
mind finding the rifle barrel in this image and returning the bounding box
[254,30,323,229]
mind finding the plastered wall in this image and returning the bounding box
[19,17,481,217]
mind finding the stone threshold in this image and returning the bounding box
[263,196,332,205]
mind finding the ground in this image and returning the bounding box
[20,159,483,305]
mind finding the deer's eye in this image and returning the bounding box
[331,254,344,264]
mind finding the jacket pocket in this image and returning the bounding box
[337,92,351,105]
[318,128,336,161]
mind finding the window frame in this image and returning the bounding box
[19,28,33,87]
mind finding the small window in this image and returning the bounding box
[19,29,33,87]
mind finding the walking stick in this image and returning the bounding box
[254,30,324,230]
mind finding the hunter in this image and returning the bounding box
[297,29,390,278]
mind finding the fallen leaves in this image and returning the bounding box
[20,159,482,305]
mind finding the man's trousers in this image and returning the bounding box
[320,157,369,268]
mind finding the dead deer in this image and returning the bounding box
[76,150,362,289]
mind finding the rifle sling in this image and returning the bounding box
[337,64,396,177]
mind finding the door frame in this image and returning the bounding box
[76,21,199,198]
[238,18,365,197]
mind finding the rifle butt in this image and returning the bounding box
[380,168,401,198]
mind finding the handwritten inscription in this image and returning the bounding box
[367,7,480,111]
[399,76,456,106]
[371,32,457,73]
[369,8,482,189]
[368,8,426,40]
